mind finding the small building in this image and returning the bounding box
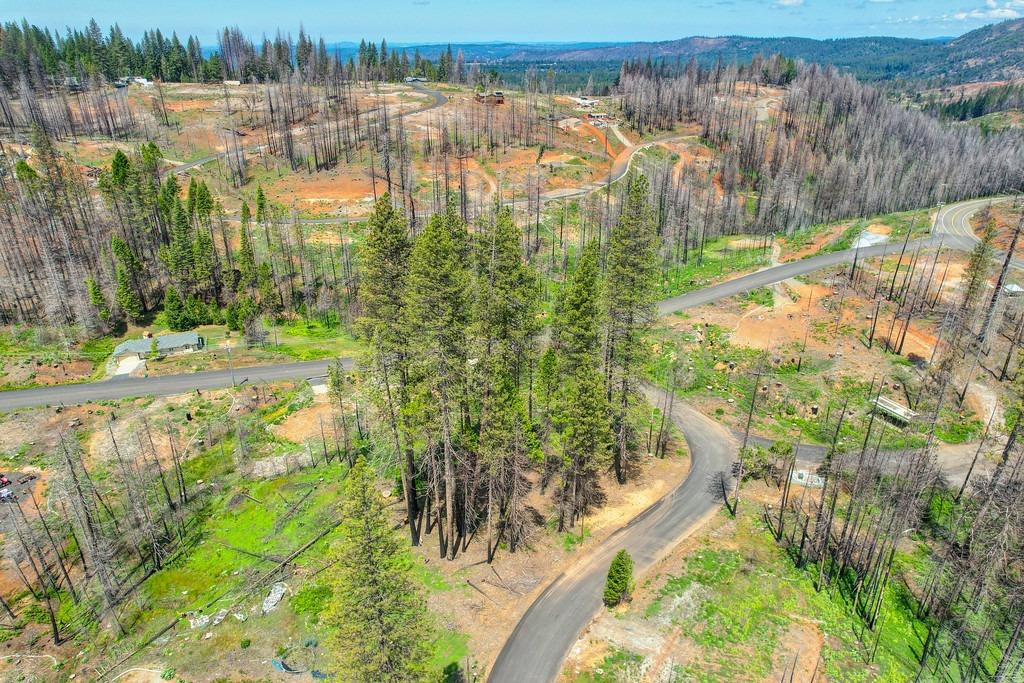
[475,91,505,105]
[570,96,598,109]
[113,331,205,360]
[557,117,581,131]
[872,396,918,424]
[1004,283,1024,297]
[223,79,242,86]
[404,76,427,83]
[63,76,84,92]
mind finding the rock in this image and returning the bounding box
[262,581,288,613]
[233,611,248,623]
[203,631,213,640]
[212,608,229,626]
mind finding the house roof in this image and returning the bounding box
[113,331,201,356]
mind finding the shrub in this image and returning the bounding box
[290,583,332,624]
[240,638,251,649]
[603,549,635,607]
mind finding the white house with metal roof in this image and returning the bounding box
[112,332,205,360]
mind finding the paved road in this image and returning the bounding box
[0,360,347,412]
[934,195,1019,268]
[0,196,995,415]
[658,233,973,316]
[489,195,1002,682]
[489,385,736,683]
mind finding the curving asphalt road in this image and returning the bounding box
[488,195,1006,682]
[0,184,1009,678]
[489,385,735,683]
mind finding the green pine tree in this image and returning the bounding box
[111,236,143,277]
[115,266,142,323]
[358,195,411,348]
[191,227,217,300]
[86,277,109,322]
[257,262,281,314]
[357,195,419,544]
[550,240,612,530]
[322,458,431,682]
[158,175,179,226]
[604,174,658,484]
[110,149,130,188]
[255,185,267,224]
[162,200,195,290]
[111,236,147,313]
[603,549,635,607]
[553,240,603,371]
[236,201,257,291]
[473,206,541,372]
[163,285,190,331]
[403,204,471,558]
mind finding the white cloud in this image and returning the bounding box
[950,1,1022,20]
[775,0,805,6]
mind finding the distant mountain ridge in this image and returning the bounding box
[489,19,1024,83]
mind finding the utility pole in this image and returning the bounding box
[225,342,235,387]
[742,355,766,451]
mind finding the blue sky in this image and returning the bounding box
[4,0,1023,43]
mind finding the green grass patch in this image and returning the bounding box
[657,237,770,298]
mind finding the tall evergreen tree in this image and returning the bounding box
[404,204,470,559]
[473,206,542,559]
[86,277,109,322]
[163,285,189,331]
[237,202,257,291]
[604,174,658,484]
[322,458,431,682]
[551,241,612,529]
[115,266,142,323]
[191,227,217,301]
[358,195,419,545]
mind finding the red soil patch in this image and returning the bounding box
[973,202,1024,256]
[270,399,337,444]
[263,169,376,215]
[164,98,214,113]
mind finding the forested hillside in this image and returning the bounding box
[2,17,1022,91]
[505,18,1024,85]
[619,57,1023,241]
[0,21,482,87]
